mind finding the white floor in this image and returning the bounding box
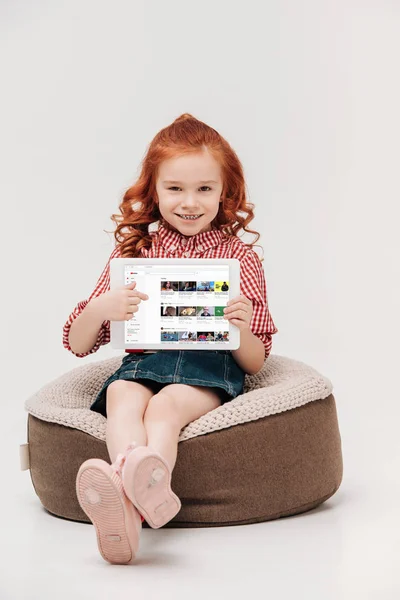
[2,400,399,600]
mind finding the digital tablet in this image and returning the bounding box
[110,258,240,350]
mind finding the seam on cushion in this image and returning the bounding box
[169,484,342,528]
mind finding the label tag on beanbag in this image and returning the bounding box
[19,443,30,471]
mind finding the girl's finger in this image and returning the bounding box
[129,291,149,300]
[230,318,247,328]
[225,302,249,312]
[225,309,248,320]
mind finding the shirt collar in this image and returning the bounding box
[155,221,224,253]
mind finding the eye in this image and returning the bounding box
[168,186,212,192]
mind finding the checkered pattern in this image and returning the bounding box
[62,223,278,358]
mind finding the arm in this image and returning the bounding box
[231,328,266,375]
[226,249,278,374]
[67,297,109,356]
[62,246,121,357]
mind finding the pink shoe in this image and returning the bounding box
[121,445,181,529]
[76,456,142,564]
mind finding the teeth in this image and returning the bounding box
[178,214,201,220]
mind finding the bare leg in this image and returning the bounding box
[145,418,181,471]
[143,384,222,471]
[105,380,154,464]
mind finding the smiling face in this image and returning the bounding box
[155,149,224,235]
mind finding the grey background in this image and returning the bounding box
[1,1,399,598]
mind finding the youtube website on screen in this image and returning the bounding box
[124,264,231,346]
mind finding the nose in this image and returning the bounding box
[180,193,200,208]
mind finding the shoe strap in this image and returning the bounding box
[110,441,139,477]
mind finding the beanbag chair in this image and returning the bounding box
[21,354,342,527]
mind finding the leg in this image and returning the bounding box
[121,383,222,528]
[105,380,155,464]
[143,383,223,471]
[76,378,154,564]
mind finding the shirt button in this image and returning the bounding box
[181,238,188,246]
[183,251,190,257]
[170,245,176,251]
[197,244,203,251]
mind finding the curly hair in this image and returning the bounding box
[104,113,263,260]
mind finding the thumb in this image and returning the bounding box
[125,281,137,288]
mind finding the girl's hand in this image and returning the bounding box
[91,281,149,321]
[223,295,253,331]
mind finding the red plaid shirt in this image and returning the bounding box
[63,224,278,358]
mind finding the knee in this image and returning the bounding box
[143,390,181,430]
[106,380,149,416]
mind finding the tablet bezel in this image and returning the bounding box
[110,258,240,350]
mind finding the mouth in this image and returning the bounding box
[175,214,203,221]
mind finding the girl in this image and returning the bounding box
[63,113,278,565]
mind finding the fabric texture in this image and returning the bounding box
[62,222,278,359]
[90,349,246,417]
[24,354,333,443]
[27,393,342,527]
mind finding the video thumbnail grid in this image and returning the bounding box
[159,279,230,343]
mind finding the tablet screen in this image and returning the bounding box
[124,263,231,346]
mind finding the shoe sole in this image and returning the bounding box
[122,447,181,529]
[76,459,141,564]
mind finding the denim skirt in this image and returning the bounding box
[90,350,246,418]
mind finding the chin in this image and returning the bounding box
[174,217,212,233]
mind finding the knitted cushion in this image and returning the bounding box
[23,354,343,527]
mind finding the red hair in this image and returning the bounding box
[104,113,263,260]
